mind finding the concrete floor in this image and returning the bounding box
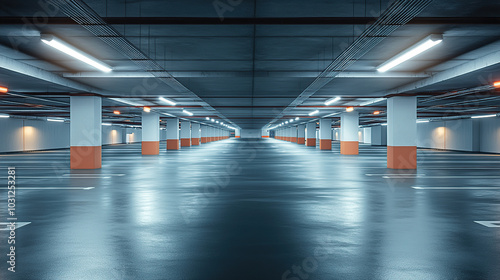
[1,138,500,279]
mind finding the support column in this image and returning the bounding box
[262,129,269,138]
[319,119,332,150]
[70,96,101,169]
[387,96,417,169]
[167,118,180,150]
[291,126,297,143]
[306,122,316,147]
[235,129,241,138]
[297,124,305,144]
[141,112,160,155]
[340,111,359,155]
[210,127,215,142]
[201,125,208,143]
[192,123,201,145]
[180,121,191,147]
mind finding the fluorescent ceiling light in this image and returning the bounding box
[285,121,289,124]
[417,119,429,123]
[0,113,10,118]
[295,117,299,121]
[359,98,386,106]
[216,120,219,123]
[159,97,176,106]
[471,114,497,119]
[47,118,64,122]
[109,98,143,107]
[211,119,215,122]
[143,107,151,112]
[325,97,341,105]
[182,110,193,116]
[102,123,112,126]
[41,34,112,72]
[0,86,8,93]
[206,117,210,120]
[308,110,319,116]
[381,123,388,126]
[346,107,354,112]
[377,34,443,73]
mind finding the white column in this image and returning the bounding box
[180,120,191,147]
[387,96,417,169]
[167,118,179,150]
[70,96,101,169]
[262,129,270,138]
[306,122,316,147]
[141,112,160,155]
[297,124,306,144]
[340,111,359,155]
[191,123,201,145]
[319,119,331,150]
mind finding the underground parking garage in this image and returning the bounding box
[1,0,500,279]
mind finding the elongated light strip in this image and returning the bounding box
[308,110,319,116]
[0,86,8,93]
[377,34,443,73]
[183,110,193,116]
[0,113,10,118]
[471,114,497,119]
[159,97,176,106]
[41,34,112,72]
[325,97,341,105]
[47,118,64,122]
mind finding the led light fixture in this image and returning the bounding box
[159,97,176,106]
[325,97,341,106]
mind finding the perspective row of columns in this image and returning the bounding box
[273,96,417,170]
[70,96,230,169]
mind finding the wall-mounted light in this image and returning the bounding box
[0,86,8,93]
[113,110,121,115]
[182,110,193,116]
[0,113,10,118]
[325,97,341,105]
[346,107,354,112]
[416,119,429,123]
[377,34,443,72]
[47,118,65,122]
[41,34,112,72]
[308,110,319,116]
[159,97,176,106]
[102,123,112,126]
[493,81,500,88]
[143,107,151,112]
[373,111,380,115]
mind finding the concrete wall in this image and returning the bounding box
[479,117,500,153]
[363,127,372,144]
[0,118,145,153]
[240,129,261,138]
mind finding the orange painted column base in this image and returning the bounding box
[297,138,305,144]
[70,146,101,169]
[192,138,200,145]
[236,136,240,138]
[319,139,331,150]
[262,136,269,138]
[181,138,191,147]
[306,138,316,147]
[142,141,160,155]
[167,139,179,150]
[340,141,359,155]
[291,137,297,143]
[388,146,417,169]
[201,137,208,144]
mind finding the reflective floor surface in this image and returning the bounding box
[1,138,500,279]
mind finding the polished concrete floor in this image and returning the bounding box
[1,138,500,279]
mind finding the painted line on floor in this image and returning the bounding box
[384,175,500,179]
[474,221,500,228]
[412,186,500,190]
[366,173,425,177]
[62,174,125,177]
[0,176,111,179]
[0,222,31,231]
[4,187,95,190]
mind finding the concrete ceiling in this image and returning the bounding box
[1,0,500,129]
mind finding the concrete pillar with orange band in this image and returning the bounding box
[297,124,305,144]
[340,111,359,155]
[387,96,417,169]
[201,125,208,143]
[141,111,160,155]
[262,129,269,138]
[70,96,102,169]
[191,123,201,145]
[319,119,332,150]
[166,118,180,150]
[180,120,191,147]
[289,126,295,142]
[235,129,241,139]
[306,122,316,147]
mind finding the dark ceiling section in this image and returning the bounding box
[0,0,499,129]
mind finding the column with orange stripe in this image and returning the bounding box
[387,96,417,169]
[297,124,305,144]
[340,111,359,155]
[262,129,270,138]
[319,119,332,150]
[191,123,201,145]
[305,122,316,147]
[201,125,208,143]
[141,111,160,155]
[235,129,241,139]
[166,118,180,150]
[70,96,102,169]
[180,120,191,147]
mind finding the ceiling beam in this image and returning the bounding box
[2,17,500,25]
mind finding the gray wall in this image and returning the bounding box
[371,126,387,146]
[241,129,261,138]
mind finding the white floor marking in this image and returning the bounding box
[366,173,425,176]
[6,187,95,190]
[0,176,111,179]
[62,174,125,177]
[474,221,500,228]
[412,186,500,190]
[0,222,31,230]
[384,175,500,179]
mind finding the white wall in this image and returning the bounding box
[363,127,372,144]
[479,117,500,153]
[0,118,144,153]
[240,129,261,138]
